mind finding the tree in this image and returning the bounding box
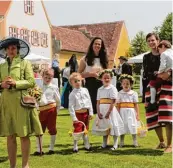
[126,31,149,57]
[154,13,172,43]
[126,31,149,74]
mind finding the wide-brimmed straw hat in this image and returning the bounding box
[0,37,30,59]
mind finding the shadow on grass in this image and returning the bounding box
[58,114,70,117]
[0,156,8,163]
[87,146,164,156]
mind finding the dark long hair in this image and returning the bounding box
[69,54,78,74]
[85,37,108,69]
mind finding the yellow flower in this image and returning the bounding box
[84,129,88,135]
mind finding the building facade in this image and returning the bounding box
[0,0,52,59]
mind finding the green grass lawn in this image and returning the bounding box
[0,103,172,168]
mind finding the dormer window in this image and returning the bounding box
[24,0,34,15]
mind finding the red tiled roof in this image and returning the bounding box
[52,26,90,53]
[0,1,11,16]
[61,21,124,60]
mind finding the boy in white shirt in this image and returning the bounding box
[34,69,61,155]
[68,72,93,152]
[149,40,173,104]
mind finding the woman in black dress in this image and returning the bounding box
[78,37,108,114]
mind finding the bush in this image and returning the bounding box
[132,63,142,75]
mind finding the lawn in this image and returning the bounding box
[0,84,172,168]
[0,104,172,168]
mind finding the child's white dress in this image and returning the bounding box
[117,90,138,134]
[92,84,124,136]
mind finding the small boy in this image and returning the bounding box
[68,72,93,152]
[149,40,173,105]
[34,68,61,155]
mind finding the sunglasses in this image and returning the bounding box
[74,79,81,83]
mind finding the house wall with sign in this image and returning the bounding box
[0,0,52,59]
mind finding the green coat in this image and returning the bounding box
[0,55,43,137]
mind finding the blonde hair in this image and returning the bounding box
[42,68,54,77]
[158,40,172,49]
[69,72,82,85]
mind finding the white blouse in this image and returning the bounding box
[63,67,71,79]
[68,87,93,121]
[116,90,138,103]
[97,84,118,100]
[82,56,102,73]
[39,83,61,107]
[158,49,173,73]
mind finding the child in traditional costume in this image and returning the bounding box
[34,68,61,155]
[117,74,140,147]
[68,72,93,152]
[149,40,173,105]
[92,69,124,150]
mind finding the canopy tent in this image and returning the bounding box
[128,46,173,64]
[25,53,51,62]
[128,52,149,64]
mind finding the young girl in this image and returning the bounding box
[117,74,140,147]
[92,69,124,150]
[68,72,93,152]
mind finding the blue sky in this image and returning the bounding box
[44,1,172,40]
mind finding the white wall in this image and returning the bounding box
[5,0,51,58]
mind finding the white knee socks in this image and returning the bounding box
[113,136,118,149]
[49,135,56,151]
[150,87,156,103]
[102,135,108,148]
[132,134,138,146]
[36,136,43,153]
[73,140,78,151]
[120,135,125,147]
[83,134,90,149]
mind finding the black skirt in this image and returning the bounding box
[85,77,103,114]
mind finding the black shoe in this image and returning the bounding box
[47,150,55,155]
[33,151,44,156]
[73,149,78,153]
[85,147,92,151]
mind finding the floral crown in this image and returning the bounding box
[98,69,114,79]
[119,74,135,84]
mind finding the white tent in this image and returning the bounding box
[25,53,50,62]
[128,45,173,64]
[128,51,149,64]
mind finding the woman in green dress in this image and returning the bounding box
[0,37,43,168]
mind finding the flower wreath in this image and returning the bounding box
[119,74,135,84]
[98,69,114,79]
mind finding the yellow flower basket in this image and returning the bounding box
[137,121,148,138]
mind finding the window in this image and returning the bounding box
[24,0,34,15]
[40,33,48,47]
[31,31,39,46]
[20,29,30,43]
[9,27,19,38]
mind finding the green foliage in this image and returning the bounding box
[133,63,142,75]
[126,31,149,58]
[154,13,172,43]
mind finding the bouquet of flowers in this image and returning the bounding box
[28,86,42,102]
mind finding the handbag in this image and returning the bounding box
[20,60,37,108]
